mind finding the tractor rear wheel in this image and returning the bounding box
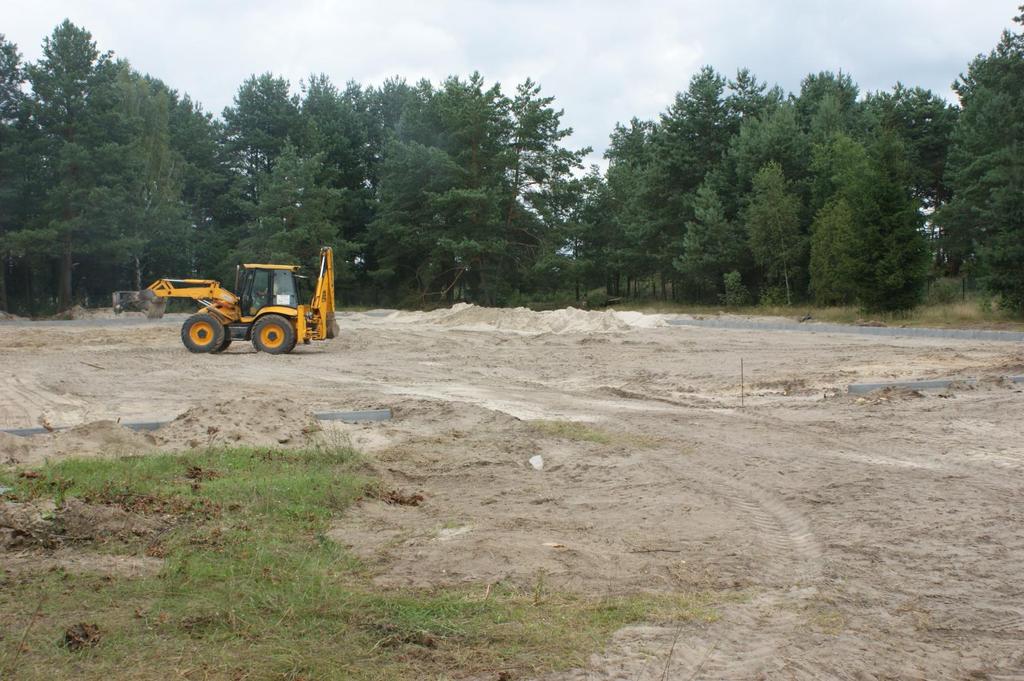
[211,334,232,353]
[252,314,296,354]
[181,314,225,353]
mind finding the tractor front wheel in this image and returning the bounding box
[181,314,226,353]
[252,314,297,354]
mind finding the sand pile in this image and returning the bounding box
[0,310,23,321]
[1,398,324,467]
[419,303,664,334]
[0,421,154,467]
[154,396,321,450]
[610,310,670,329]
[52,420,154,453]
[51,306,146,320]
[354,305,668,333]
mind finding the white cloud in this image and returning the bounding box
[4,0,1018,164]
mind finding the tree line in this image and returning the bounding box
[0,11,1022,315]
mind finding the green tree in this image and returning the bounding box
[653,66,734,197]
[417,74,510,303]
[637,67,737,296]
[603,118,656,296]
[942,6,1024,307]
[794,71,860,132]
[726,68,783,122]
[810,131,928,310]
[863,84,958,211]
[238,142,344,271]
[809,198,858,305]
[532,169,601,301]
[503,79,587,249]
[24,20,141,310]
[0,34,27,311]
[222,73,300,194]
[727,103,810,203]
[856,131,929,310]
[674,183,747,300]
[744,162,803,304]
[370,138,457,300]
[112,74,195,291]
[369,74,584,305]
[166,91,235,281]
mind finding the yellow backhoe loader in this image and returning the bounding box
[129,247,337,355]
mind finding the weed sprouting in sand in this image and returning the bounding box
[529,419,661,448]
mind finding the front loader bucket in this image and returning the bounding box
[112,290,166,319]
[139,290,166,319]
[145,298,166,319]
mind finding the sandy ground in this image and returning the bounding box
[2,306,1024,679]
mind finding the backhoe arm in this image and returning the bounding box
[140,278,240,321]
[308,247,338,339]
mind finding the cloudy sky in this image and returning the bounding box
[5,1,1019,163]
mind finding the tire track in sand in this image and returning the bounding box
[541,462,825,681]
[659,466,824,681]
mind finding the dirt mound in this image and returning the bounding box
[389,397,525,430]
[51,305,145,320]
[0,421,154,467]
[154,396,321,450]
[0,310,23,321]
[0,432,31,464]
[59,498,167,541]
[1,498,167,552]
[856,386,925,405]
[51,420,154,455]
[1,399,325,467]
[986,353,1024,376]
[422,303,642,334]
[0,499,57,548]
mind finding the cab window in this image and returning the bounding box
[250,269,271,313]
[272,270,297,307]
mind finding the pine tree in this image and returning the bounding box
[942,7,1024,308]
[239,142,343,270]
[222,73,300,193]
[674,183,747,300]
[727,103,810,200]
[744,162,804,304]
[0,35,26,311]
[855,131,929,311]
[794,71,860,132]
[726,68,783,122]
[809,198,858,305]
[810,131,928,310]
[25,21,145,310]
[603,118,657,296]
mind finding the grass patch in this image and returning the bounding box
[530,420,614,445]
[529,420,661,448]
[803,600,847,636]
[0,446,714,680]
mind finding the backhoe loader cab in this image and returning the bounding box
[236,264,300,316]
[137,246,337,356]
